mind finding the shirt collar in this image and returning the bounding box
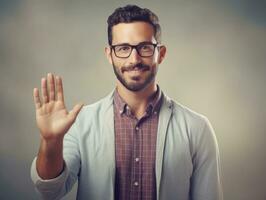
[113,85,162,117]
[113,89,128,115]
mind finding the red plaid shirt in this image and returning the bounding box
[114,86,162,200]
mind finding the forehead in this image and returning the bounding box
[111,22,156,45]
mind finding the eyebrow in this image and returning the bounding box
[112,41,154,46]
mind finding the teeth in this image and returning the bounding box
[125,68,145,73]
[133,68,141,71]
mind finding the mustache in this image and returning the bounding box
[121,63,150,73]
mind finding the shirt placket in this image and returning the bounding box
[131,119,142,200]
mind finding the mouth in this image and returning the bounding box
[122,66,149,73]
[125,68,147,76]
[131,67,145,71]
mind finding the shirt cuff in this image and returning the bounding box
[30,157,68,190]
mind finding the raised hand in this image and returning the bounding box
[33,73,83,141]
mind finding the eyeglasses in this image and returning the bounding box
[110,42,159,58]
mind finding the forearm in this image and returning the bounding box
[36,137,64,179]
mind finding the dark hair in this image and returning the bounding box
[107,5,161,45]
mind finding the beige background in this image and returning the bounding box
[0,0,265,199]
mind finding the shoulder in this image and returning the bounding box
[173,100,208,125]
[162,93,215,145]
[165,95,218,153]
[162,93,209,131]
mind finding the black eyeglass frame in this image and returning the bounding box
[110,42,161,58]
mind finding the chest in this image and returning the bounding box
[114,111,159,169]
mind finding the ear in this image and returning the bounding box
[104,46,113,65]
[158,45,166,64]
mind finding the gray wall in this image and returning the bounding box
[0,0,265,199]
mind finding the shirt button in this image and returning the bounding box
[135,126,139,131]
[134,181,139,186]
[135,157,139,162]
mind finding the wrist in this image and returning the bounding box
[39,136,63,157]
[40,133,64,143]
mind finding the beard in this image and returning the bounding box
[112,61,157,92]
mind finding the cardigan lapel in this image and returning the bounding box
[155,93,173,200]
[102,90,116,198]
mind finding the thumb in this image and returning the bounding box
[68,103,84,122]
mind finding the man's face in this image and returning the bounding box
[105,22,166,92]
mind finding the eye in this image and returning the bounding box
[116,46,131,52]
[139,44,153,51]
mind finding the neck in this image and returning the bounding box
[116,81,157,118]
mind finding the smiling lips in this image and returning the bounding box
[130,67,145,71]
[122,65,149,73]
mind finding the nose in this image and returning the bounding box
[128,48,141,65]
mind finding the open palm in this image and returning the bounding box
[33,73,83,141]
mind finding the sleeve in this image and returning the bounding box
[30,121,81,200]
[190,117,223,200]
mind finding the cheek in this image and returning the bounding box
[147,57,158,67]
[113,59,126,69]
[144,53,159,64]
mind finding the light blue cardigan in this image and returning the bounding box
[31,90,223,200]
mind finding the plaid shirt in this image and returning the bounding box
[113,86,162,200]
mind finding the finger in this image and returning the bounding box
[68,103,84,123]
[41,78,48,103]
[33,88,42,109]
[48,73,55,101]
[56,76,64,102]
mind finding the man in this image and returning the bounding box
[31,5,223,200]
